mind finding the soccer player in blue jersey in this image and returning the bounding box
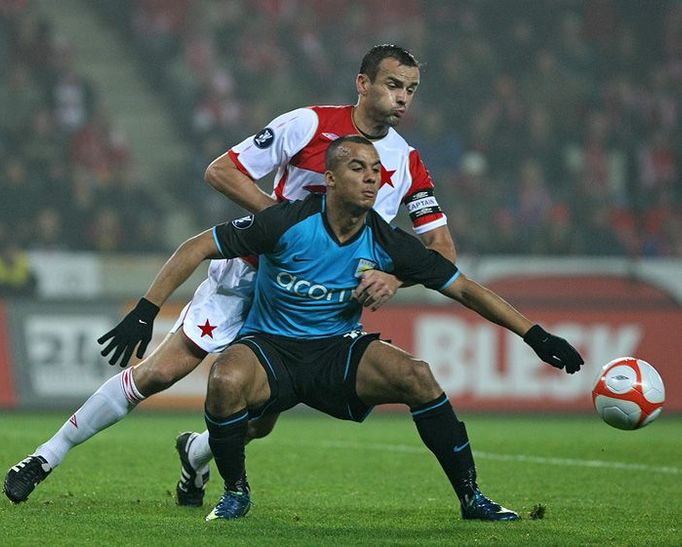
[90,136,582,523]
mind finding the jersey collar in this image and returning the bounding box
[351,107,389,140]
[321,195,367,247]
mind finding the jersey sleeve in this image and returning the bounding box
[227,108,319,180]
[213,196,321,259]
[213,202,290,258]
[402,149,448,235]
[371,211,458,290]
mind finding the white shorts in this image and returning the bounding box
[171,258,256,353]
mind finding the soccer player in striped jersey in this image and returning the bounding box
[4,45,457,507]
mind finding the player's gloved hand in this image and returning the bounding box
[523,324,584,374]
[353,270,403,311]
[97,298,159,367]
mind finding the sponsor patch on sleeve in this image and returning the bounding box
[253,127,275,149]
[405,188,442,222]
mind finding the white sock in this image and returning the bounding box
[187,430,213,470]
[35,368,144,468]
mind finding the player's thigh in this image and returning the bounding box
[355,340,442,406]
[132,330,206,396]
[207,343,271,414]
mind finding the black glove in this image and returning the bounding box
[523,324,584,374]
[97,298,159,367]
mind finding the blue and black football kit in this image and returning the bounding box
[211,193,460,421]
[206,194,522,520]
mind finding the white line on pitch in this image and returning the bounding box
[473,451,679,475]
[278,439,679,475]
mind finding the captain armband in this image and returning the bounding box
[405,188,443,223]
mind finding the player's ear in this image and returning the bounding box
[324,170,336,189]
[356,73,369,96]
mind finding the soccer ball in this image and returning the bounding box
[591,357,665,430]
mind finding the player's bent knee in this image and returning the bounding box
[207,358,248,399]
[132,332,205,396]
[206,362,247,416]
[399,360,442,404]
[206,347,268,413]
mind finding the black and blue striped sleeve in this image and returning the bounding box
[213,195,322,259]
[371,214,459,290]
[213,202,287,259]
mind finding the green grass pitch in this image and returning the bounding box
[1,411,680,546]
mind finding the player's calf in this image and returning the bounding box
[246,413,280,441]
[410,393,519,522]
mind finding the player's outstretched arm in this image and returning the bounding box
[143,230,222,308]
[441,274,583,374]
[441,274,533,336]
[205,152,277,213]
[98,230,221,367]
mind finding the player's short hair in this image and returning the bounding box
[325,135,375,171]
[359,44,420,81]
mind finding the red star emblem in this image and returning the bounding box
[198,319,217,338]
[380,164,395,188]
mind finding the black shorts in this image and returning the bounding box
[235,330,381,422]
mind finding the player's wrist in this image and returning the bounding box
[134,298,160,322]
[523,324,547,347]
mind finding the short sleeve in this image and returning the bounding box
[227,108,319,180]
[370,211,458,290]
[402,149,447,235]
[213,204,288,258]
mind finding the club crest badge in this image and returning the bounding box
[354,258,377,278]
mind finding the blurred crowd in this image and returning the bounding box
[0,0,162,253]
[2,0,681,257]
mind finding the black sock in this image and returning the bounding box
[205,407,250,492]
[411,393,477,502]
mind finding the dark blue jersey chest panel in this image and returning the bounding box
[213,194,458,338]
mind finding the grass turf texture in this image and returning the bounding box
[1,412,680,546]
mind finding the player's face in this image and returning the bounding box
[327,143,381,210]
[359,58,420,128]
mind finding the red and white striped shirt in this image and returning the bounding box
[228,105,446,235]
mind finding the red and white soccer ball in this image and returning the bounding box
[592,357,665,430]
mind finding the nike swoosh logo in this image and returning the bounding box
[453,441,470,453]
[292,255,312,262]
[138,319,148,325]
